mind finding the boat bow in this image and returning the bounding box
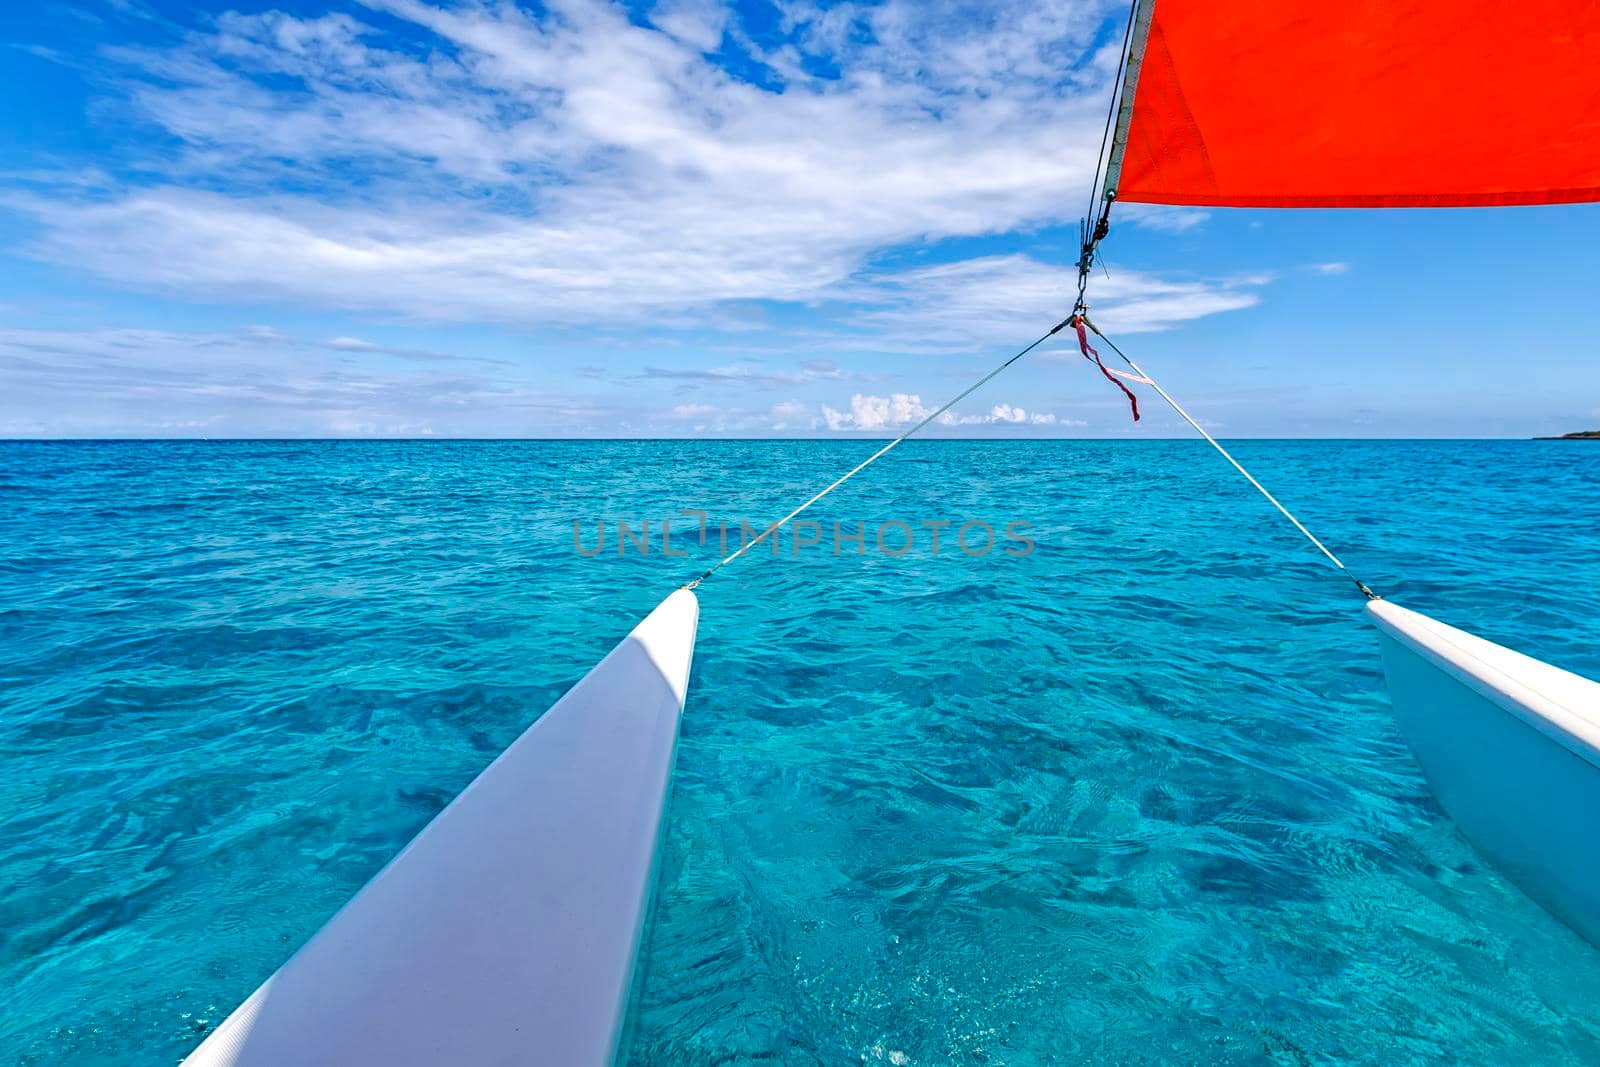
[186,589,700,1067]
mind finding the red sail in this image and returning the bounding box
[1116,1,1600,208]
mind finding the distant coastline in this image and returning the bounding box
[1534,430,1600,439]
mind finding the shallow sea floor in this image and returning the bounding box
[3,440,1599,1065]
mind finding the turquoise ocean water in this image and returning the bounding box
[3,439,1599,1065]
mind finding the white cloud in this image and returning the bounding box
[659,397,823,433]
[817,393,1078,432]
[821,391,932,431]
[1117,203,1210,233]
[847,254,1261,345]
[934,402,1075,427]
[768,399,815,430]
[10,0,1256,339]
[650,0,730,51]
[1309,261,1350,275]
[639,359,851,389]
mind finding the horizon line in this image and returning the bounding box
[0,435,1570,444]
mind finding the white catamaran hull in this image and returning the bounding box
[186,589,700,1067]
[1369,599,1600,946]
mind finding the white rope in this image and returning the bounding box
[1084,318,1378,599]
[676,310,1377,602]
[684,318,1073,588]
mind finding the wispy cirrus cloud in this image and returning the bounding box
[0,325,593,437]
[1116,203,1211,234]
[845,254,1263,344]
[638,359,849,390]
[11,0,1252,334]
[2,0,1283,438]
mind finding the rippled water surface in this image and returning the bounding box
[3,439,1599,1065]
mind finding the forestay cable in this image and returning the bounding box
[1081,315,1379,601]
[683,317,1076,589]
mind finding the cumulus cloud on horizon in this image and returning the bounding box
[819,392,1072,431]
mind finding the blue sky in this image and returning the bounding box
[2,0,1597,438]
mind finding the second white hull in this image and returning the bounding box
[1369,599,1600,947]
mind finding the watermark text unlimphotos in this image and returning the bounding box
[571,510,1034,559]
